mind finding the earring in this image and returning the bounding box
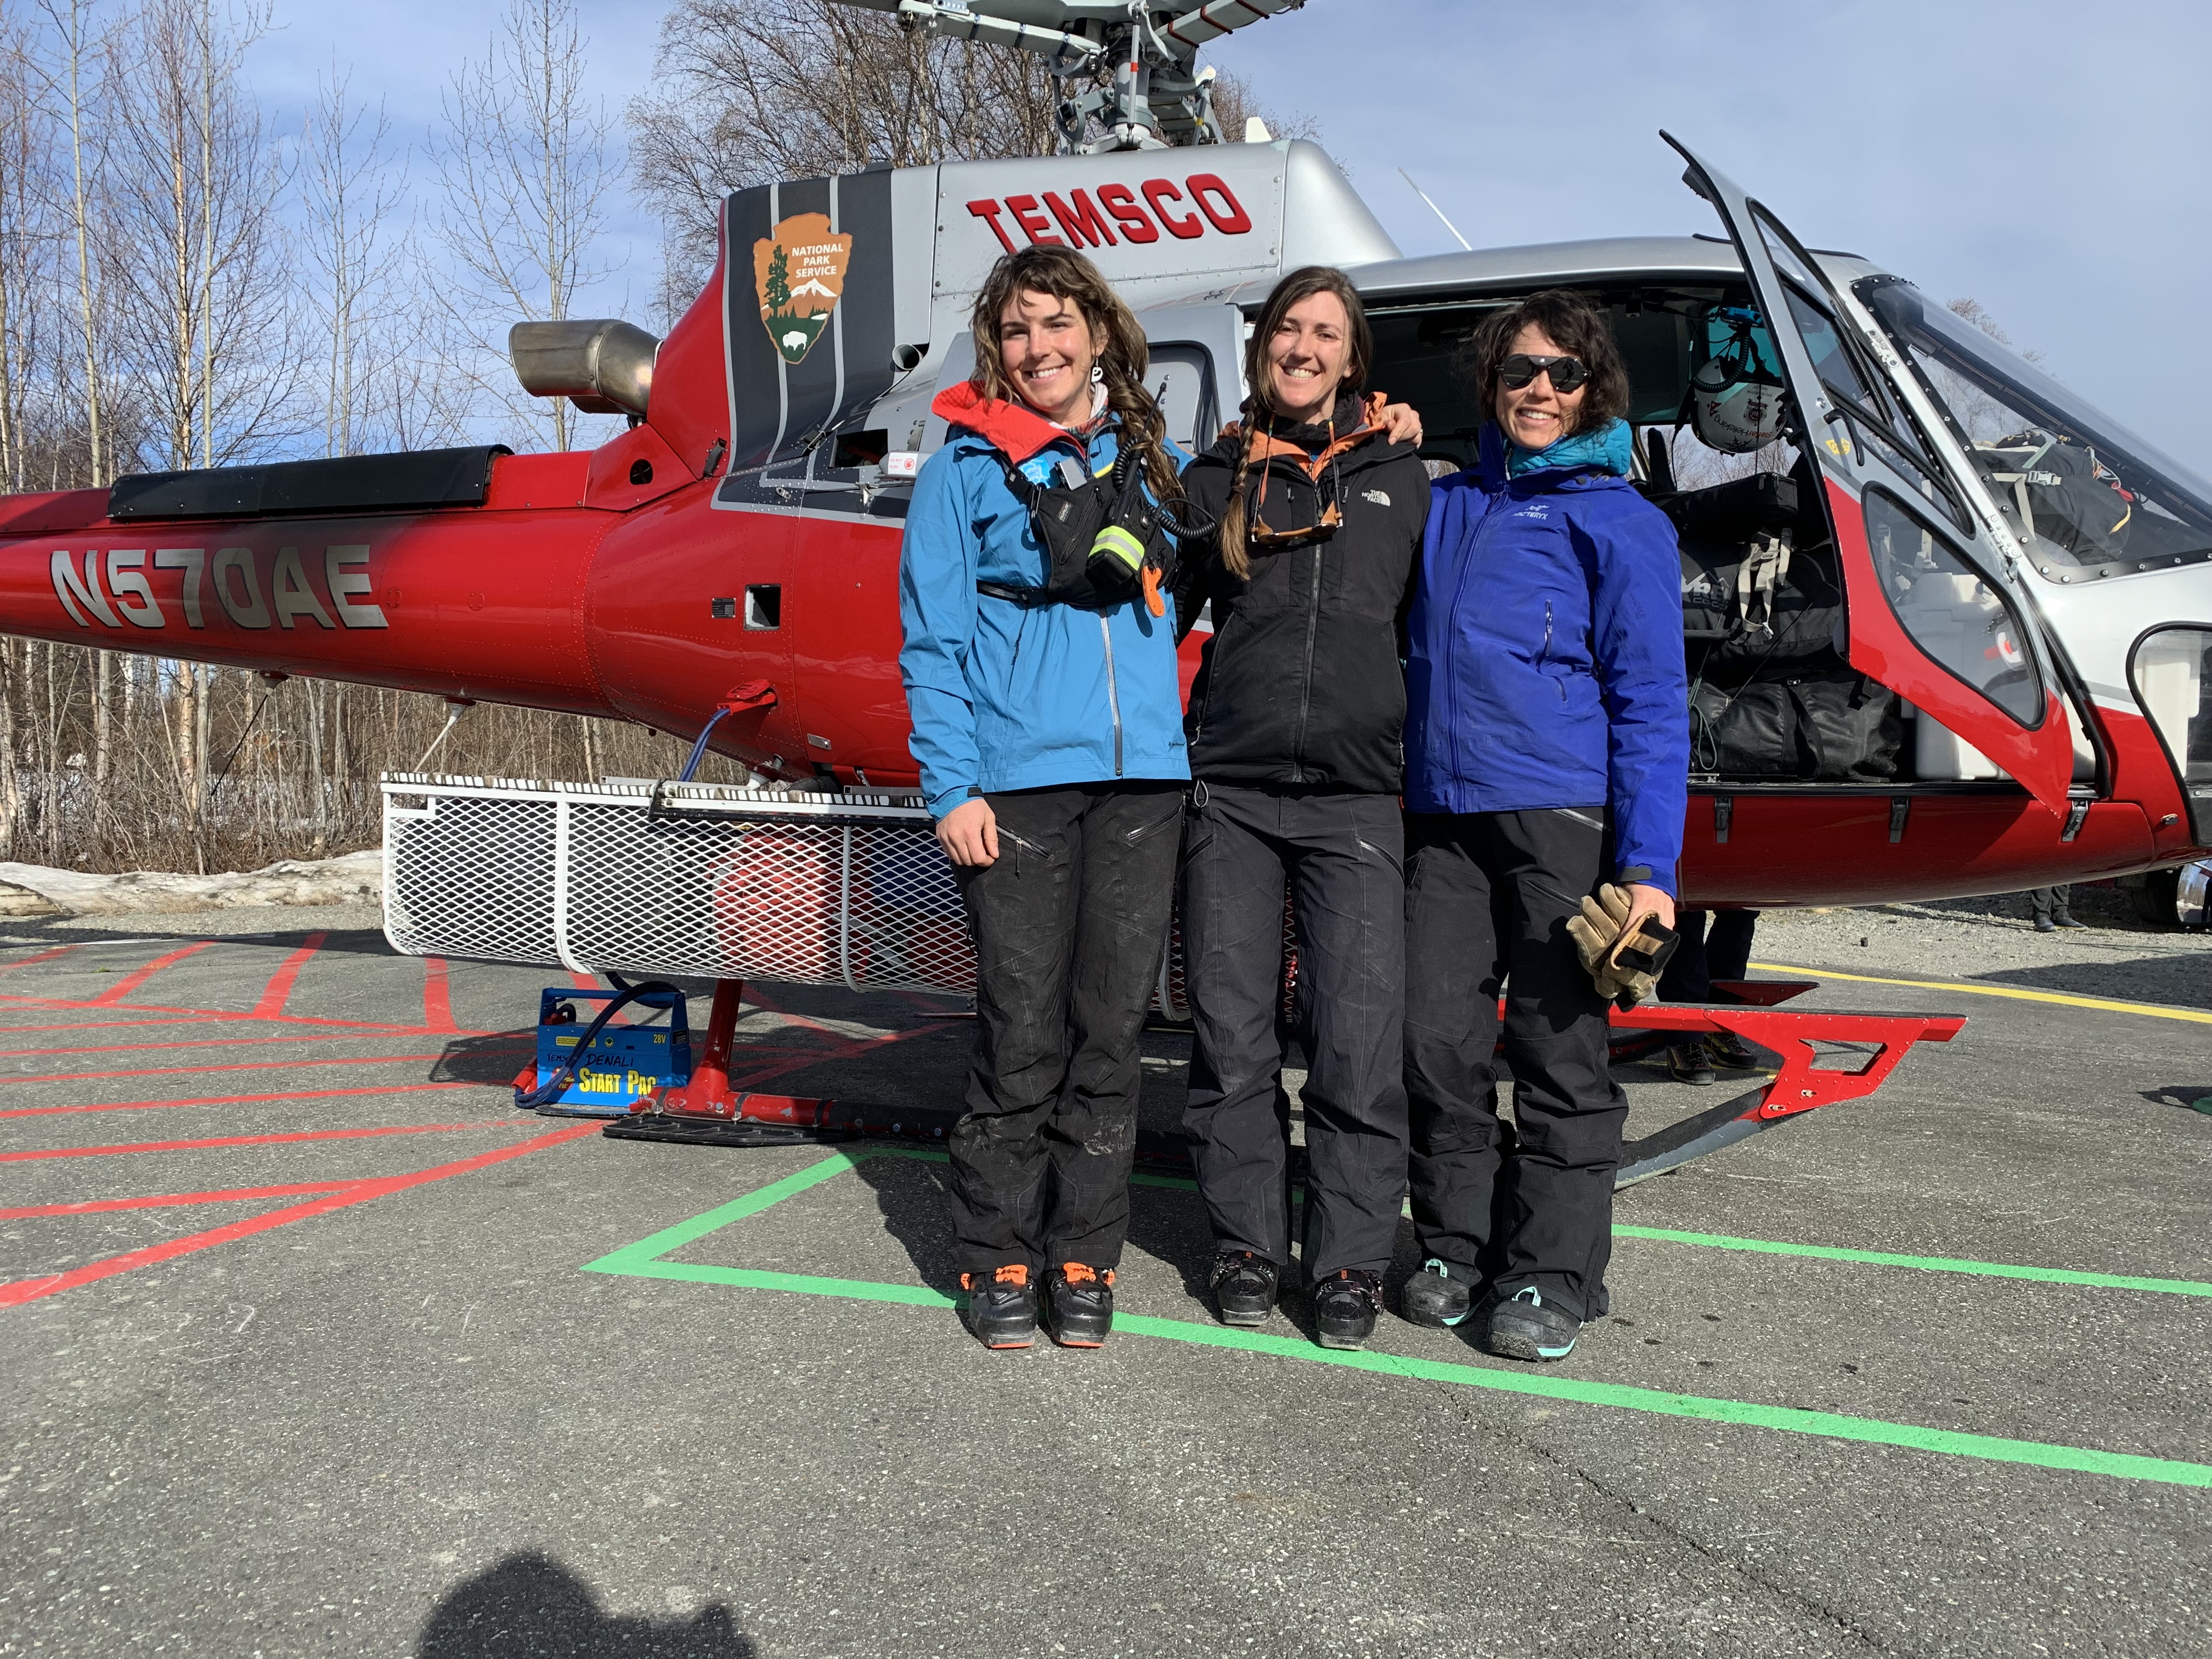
[1090,364,1104,384]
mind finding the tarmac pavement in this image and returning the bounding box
[0,898,2207,1658]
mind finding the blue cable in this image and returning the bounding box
[677,708,731,783]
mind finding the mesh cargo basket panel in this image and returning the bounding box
[382,775,979,994]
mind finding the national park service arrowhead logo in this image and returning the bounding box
[754,213,852,365]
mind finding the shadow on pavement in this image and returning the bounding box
[1971,958,2212,1008]
[2140,1085,2212,1115]
[13,919,403,955]
[418,1553,754,1658]
[432,1030,539,1086]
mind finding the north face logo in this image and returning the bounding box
[1362,488,1391,506]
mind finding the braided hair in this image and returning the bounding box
[967,245,1180,509]
[1217,266,1373,580]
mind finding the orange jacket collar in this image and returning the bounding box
[1224,391,1390,481]
[932,381,1093,466]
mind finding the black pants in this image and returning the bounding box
[1402,808,1624,1323]
[949,782,1183,1277]
[1179,784,1408,1282]
[1658,910,1758,1003]
[2029,885,2073,924]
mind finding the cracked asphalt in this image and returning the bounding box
[0,894,2207,1657]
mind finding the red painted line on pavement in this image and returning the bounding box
[0,1047,528,1086]
[0,944,83,972]
[1,1180,358,1219]
[421,957,456,1033]
[89,943,215,1005]
[251,932,328,1018]
[0,1018,239,1035]
[1,1030,446,1059]
[1,1121,600,1306]
[0,988,487,1037]
[0,1080,478,1120]
[0,1121,496,1164]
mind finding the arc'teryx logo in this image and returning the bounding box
[754,212,853,366]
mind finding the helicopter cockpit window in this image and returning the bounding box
[1864,487,2043,727]
[1859,278,2212,578]
[1771,279,1965,530]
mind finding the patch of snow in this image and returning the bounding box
[0,848,383,916]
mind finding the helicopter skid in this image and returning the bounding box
[586,974,1966,1187]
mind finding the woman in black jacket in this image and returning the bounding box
[1172,265,1431,1350]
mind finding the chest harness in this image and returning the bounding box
[976,443,1212,618]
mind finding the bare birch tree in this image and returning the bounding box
[626,0,1312,313]
[101,0,295,472]
[430,0,619,452]
[300,64,411,459]
[628,0,1054,297]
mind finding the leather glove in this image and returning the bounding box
[1567,883,1680,1007]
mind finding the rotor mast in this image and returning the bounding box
[828,0,1307,154]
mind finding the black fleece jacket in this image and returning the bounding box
[1173,395,1431,793]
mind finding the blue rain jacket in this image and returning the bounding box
[899,382,1189,817]
[1405,421,1689,894]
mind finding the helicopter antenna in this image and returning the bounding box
[829,0,1310,154]
[1398,167,1471,251]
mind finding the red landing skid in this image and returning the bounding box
[592,975,1966,1188]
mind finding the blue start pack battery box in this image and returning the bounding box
[528,986,693,1116]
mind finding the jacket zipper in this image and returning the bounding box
[1291,475,1323,781]
[1543,599,1564,699]
[1099,612,1124,776]
[1445,486,1509,786]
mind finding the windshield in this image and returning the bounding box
[1859,278,2212,575]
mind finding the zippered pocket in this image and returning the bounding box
[1188,606,1233,749]
[1542,599,1564,701]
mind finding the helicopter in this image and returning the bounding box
[0,0,2207,922]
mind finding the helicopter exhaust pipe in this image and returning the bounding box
[509,319,658,417]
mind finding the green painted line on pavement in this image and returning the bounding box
[582,1148,2212,1491]
[1614,1224,2212,1297]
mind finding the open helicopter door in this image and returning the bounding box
[1666,136,2076,814]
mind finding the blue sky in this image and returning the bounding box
[252,0,2212,471]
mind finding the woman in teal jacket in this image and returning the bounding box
[898,244,1190,1353]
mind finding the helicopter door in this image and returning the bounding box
[1666,136,2077,814]
[1136,302,1244,455]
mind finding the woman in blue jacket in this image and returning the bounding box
[1400,290,1688,1363]
[899,245,1192,1352]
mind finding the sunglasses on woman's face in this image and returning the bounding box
[1498,353,1590,393]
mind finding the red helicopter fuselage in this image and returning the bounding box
[1,138,2205,908]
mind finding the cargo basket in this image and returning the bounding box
[381,773,986,996]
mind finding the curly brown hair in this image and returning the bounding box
[1463,290,1630,438]
[966,244,1178,507]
